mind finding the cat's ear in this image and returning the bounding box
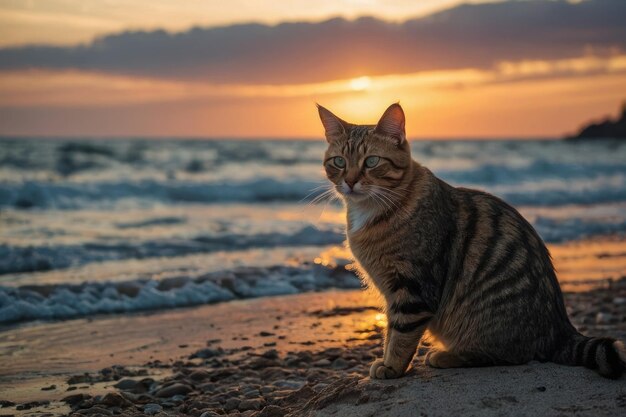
[317,104,347,142]
[375,103,405,145]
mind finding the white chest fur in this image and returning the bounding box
[347,204,375,233]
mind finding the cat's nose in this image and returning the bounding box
[345,179,357,189]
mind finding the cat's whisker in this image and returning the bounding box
[377,190,413,218]
[308,185,334,198]
[371,189,397,216]
[374,185,411,206]
[300,184,334,204]
[370,184,409,199]
[368,190,389,214]
[373,189,392,210]
[369,185,412,217]
[374,191,395,213]
[308,187,340,206]
[308,191,333,206]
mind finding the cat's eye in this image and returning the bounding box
[333,156,346,168]
[365,156,380,168]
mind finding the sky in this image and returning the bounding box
[1,0,626,139]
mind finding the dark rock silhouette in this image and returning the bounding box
[567,101,626,140]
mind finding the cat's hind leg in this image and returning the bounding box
[425,349,494,368]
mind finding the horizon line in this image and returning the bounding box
[0,134,568,142]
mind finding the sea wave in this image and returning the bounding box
[1,139,625,326]
[1,212,624,276]
[0,179,322,209]
[1,172,626,209]
[0,225,344,275]
[0,263,360,324]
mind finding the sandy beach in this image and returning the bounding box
[3,1,626,415]
[1,267,624,417]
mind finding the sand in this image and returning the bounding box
[314,361,626,417]
[1,279,625,417]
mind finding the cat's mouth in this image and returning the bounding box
[340,189,368,200]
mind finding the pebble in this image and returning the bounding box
[262,349,279,359]
[140,378,155,388]
[99,393,132,408]
[113,379,139,391]
[16,401,50,410]
[155,383,193,398]
[313,359,331,367]
[200,412,221,417]
[199,382,217,393]
[324,348,343,357]
[273,380,305,390]
[61,393,91,407]
[285,358,301,367]
[224,398,241,411]
[189,370,211,381]
[331,357,349,369]
[143,403,163,415]
[249,357,281,369]
[242,391,258,399]
[238,398,264,411]
[190,348,223,359]
[260,386,275,394]
[74,406,113,416]
[595,312,614,324]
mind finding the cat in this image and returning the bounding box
[317,102,626,379]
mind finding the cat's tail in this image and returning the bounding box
[552,333,626,379]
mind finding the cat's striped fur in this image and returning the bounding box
[318,103,626,379]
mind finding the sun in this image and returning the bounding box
[349,76,371,91]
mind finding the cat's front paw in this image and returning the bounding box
[369,359,401,379]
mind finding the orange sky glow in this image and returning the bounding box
[1,0,625,139]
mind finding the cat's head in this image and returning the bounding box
[318,103,412,203]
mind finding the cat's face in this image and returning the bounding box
[319,104,412,203]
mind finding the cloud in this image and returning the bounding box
[0,0,625,84]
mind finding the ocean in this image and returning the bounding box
[1,137,625,326]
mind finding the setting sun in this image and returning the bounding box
[349,76,372,91]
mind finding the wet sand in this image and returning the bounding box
[0,290,381,414]
[1,278,625,417]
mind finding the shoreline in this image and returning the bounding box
[2,234,625,330]
[1,277,625,416]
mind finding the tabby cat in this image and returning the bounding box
[318,103,626,379]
